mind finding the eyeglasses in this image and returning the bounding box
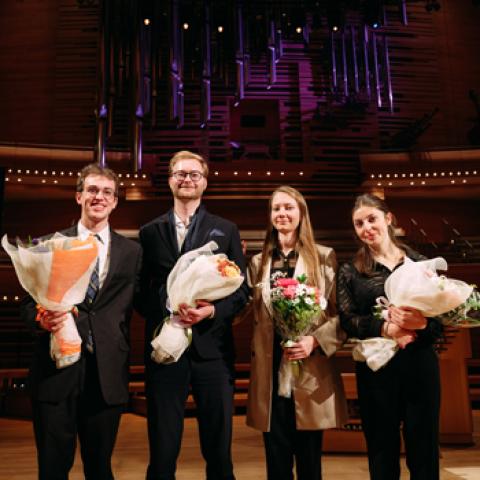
[84,185,116,200]
[171,170,204,182]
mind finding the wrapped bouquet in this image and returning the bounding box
[2,233,99,368]
[271,272,327,397]
[353,257,480,371]
[151,240,244,364]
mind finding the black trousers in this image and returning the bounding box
[356,344,440,480]
[32,354,124,480]
[263,390,323,480]
[145,351,235,480]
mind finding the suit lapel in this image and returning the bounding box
[62,225,78,237]
[159,210,180,257]
[94,229,120,301]
[183,205,209,251]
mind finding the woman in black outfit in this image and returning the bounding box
[337,194,443,480]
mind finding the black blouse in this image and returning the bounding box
[337,249,442,345]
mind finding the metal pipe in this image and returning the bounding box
[132,1,144,172]
[384,35,394,113]
[234,0,245,102]
[400,0,408,25]
[331,30,337,91]
[268,19,277,88]
[351,25,359,93]
[201,1,212,125]
[363,25,371,99]
[342,30,348,97]
[169,0,183,126]
[372,32,382,108]
[95,0,110,167]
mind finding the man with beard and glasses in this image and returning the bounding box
[137,150,249,480]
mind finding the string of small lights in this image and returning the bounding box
[4,167,479,186]
[368,169,478,188]
[1,295,20,302]
[4,168,150,188]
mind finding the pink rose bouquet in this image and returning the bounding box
[270,272,327,397]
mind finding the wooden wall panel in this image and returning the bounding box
[0,0,98,146]
[1,1,479,167]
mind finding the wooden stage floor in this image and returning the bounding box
[1,412,479,479]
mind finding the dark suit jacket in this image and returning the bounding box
[21,226,142,405]
[137,205,249,363]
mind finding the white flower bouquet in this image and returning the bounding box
[151,240,244,364]
[2,233,99,368]
[353,257,480,371]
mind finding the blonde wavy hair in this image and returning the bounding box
[256,186,321,288]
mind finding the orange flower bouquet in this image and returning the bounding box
[151,240,244,364]
[2,233,99,368]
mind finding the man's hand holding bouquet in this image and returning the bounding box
[151,241,244,364]
[270,272,327,398]
[2,233,99,368]
[353,257,480,371]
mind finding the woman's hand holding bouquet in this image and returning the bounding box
[353,257,480,371]
[150,241,244,364]
[270,272,327,398]
[283,335,319,361]
[382,306,425,349]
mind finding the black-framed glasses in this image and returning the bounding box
[171,170,204,182]
[84,185,116,200]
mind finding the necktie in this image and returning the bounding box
[86,258,100,304]
[85,234,102,353]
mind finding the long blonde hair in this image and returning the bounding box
[257,186,321,287]
[352,193,408,275]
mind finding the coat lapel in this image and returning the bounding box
[293,253,306,280]
[94,229,120,301]
[261,260,273,316]
[184,205,209,251]
[158,210,180,257]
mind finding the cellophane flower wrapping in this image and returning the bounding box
[353,256,480,371]
[270,272,327,398]
[2,233,99,368]
[151,240,244,364]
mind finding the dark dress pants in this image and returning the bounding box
[357,344,440,480]
[32,354,124,480]
[146,351,235,480]
[263,387,323,480]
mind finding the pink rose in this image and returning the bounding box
[283,285,297,299]
[276,278,299,288]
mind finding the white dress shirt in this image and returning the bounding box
[77,222,110,288]
[174,213,192,250]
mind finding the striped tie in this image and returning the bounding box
[85,234,101,353]
[86,258,100,304]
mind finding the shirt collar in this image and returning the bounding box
[77,221,110,245]
[273,246,298,260]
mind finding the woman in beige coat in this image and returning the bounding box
[246,186,347,480]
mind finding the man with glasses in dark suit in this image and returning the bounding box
[138,150,249,480]
[21,163,142,480]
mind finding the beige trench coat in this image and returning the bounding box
[246,245,348,431]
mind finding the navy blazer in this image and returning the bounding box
[137,205,249,364]
[21,226,142,405]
